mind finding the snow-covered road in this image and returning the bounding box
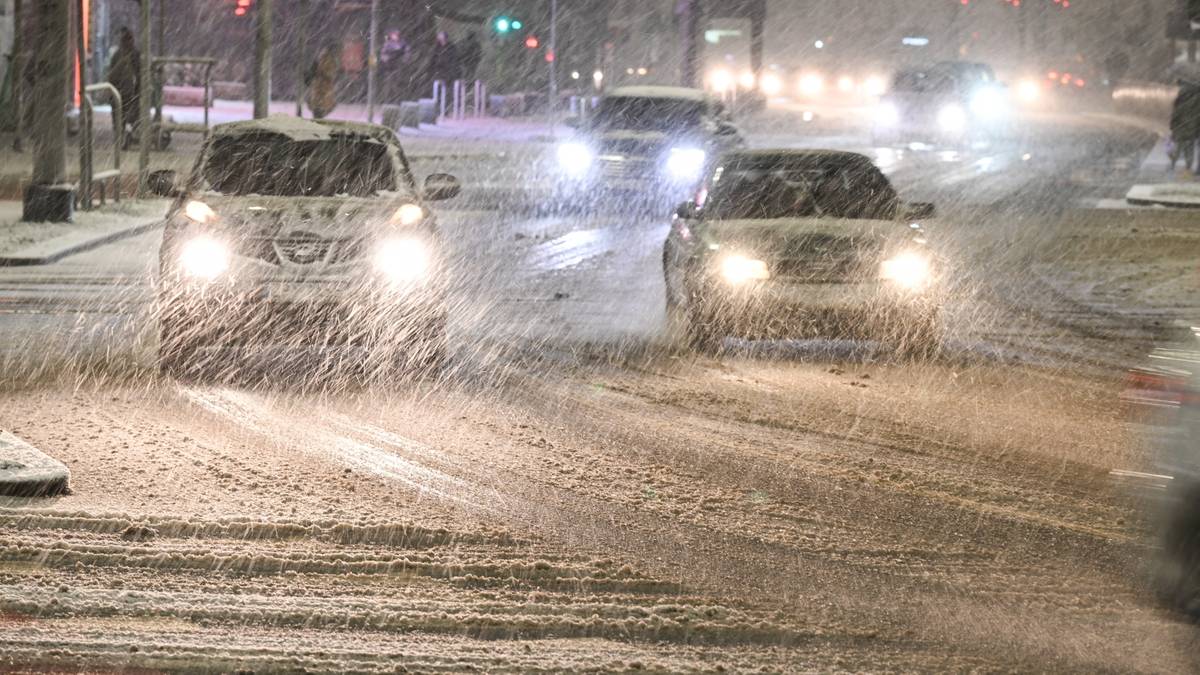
[2,108,1199,672]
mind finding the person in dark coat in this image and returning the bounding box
[428,31,461,89]
[458,31,483,84]
[106,27,140,146]
[1169,81,1200,172]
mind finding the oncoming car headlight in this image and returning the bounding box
[184,200,217,224]
[666,147,706,181]
[719,254,770,284]
[556,142,593,176]
[880,251,932,290]
[178,235,230,280]
[970,86,1008,121]
[937,103,967,133]
[374,236,430,285]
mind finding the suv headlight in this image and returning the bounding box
[719,254,770,284]
[556,142,593,176]
[374,236,430,285]
[880,251,932,290]
[666,147,706,181]
[183,200,217,224]
[937,104,967,133]
[178,235,231,280]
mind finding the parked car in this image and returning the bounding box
[153,117,461,377]
[663,149,943,353]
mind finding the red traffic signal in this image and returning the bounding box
[234,0,252,16]
[524,35,539,49]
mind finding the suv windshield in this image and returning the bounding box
[892,69,957,94]
[591,97,704,132]
[201,133,397,197]
[707,159,898,220]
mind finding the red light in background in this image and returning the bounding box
[235,6,246,15]
[544,50,555,63]
[524,35,539,49]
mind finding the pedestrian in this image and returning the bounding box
[428,31,460,92]
[305,44,340,119]
[379,30,410,104]
[458,31,482,84]
[105,27,140,148]
[1168,80,1200,173]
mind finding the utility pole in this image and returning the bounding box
[548,0,558,116]
[22,0,74,222]
[675,0,703,88]
[137,0,151,196]
[366,0,379,122]
[11,0,25,152]
[295,0,309,117]
[253,0,272,118]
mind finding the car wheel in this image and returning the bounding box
[898,312,941,360]
[158,313,200,377]
[1156,487,1200,618]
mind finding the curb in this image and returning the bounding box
[1125,184,1200,210]
[0,431,70,498]
[0,219,163,267]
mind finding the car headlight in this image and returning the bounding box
[759,72,783,97]
[937,103,967,133]
[373,236,430,285]
[719,254,770,284]
[390,203,424,226]
[184,200,217,224]
[556,142,593,176]
[875,102,900,127]
[970,87,1008,121]
[178,235,230,280]
[798,73,824,97]
[1016,79,1041,104]
[863,75,887,97]
[666,147,706,181]
[880,251,932,290]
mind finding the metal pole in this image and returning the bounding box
[549,0,558,116]
[30,0,69,186]
[295,0,309,117]
[253,0,272,118]
[137,0,151,196]
[77,0,92,209]
[11,0,25,152]
[366,0,379,122]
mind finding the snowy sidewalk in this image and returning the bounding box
[0,199,168,266]
[0,431,69,497]
[1122,135,1200,208]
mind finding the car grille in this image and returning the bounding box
[772,235,878,283]
[235,236,367,266]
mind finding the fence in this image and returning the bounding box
[78,83,123,210]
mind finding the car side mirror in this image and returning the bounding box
[902,201,936,219]
[148,169,180,198]
[423,173,461,201]
[674,201,698,220]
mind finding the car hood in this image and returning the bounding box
[190,193,420,239]
[591,129,703,155]
[699,217,921,257]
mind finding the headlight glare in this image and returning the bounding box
[391,203,424,226]
[876,102,900,127]
[666,147,706,181]
[880,251,932,290]
[184,200,217,224]
[556,142,593,176]
[178,235,230,280]
[937,103,967,133]
[374,237,430,285]
[720,254,770,284]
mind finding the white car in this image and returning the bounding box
[663,149,943,354]
[153,117,461,377]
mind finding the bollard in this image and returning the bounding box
[473,81,487,117]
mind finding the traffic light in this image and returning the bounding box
[494,16,523,33]
[234,0,251,16]
[524,35,539,49]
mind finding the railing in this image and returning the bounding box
[79,83,123,210]
[433,80,487,121]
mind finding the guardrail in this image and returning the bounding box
[79,83,123,210]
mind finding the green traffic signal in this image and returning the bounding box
[511,19,523,30]
[495,16,511,33]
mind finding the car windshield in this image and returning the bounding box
[201,133,397,197]
[590,96,704,131]
[892,70,957,94]
[706,159,898,220]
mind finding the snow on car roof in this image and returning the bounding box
[210,116,393,143]
[605,86,707,102]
